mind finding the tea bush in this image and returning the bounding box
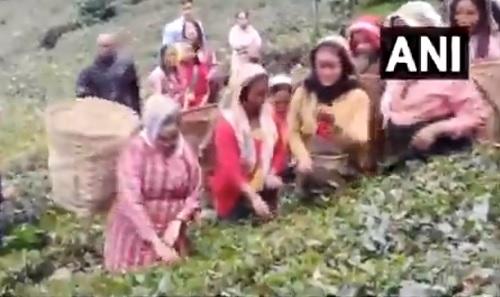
[76,0,116,26]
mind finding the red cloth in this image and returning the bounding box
[210,116,287,218]
[177,62,210,108]
[272,110,289,174]
[104,136,201,272]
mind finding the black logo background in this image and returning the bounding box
[380,27,469,80]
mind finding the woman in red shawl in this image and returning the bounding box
[210,63,287,221]
[346,15,382,74]
[104,95,202,273]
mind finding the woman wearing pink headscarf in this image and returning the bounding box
[346,15,382,74]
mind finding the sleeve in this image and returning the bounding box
[148,70,163,95]
[176,143,202,221]
[434,80,491,139]
[214,118,247,188]
[271,118,288,174]
[76,68,94,98]
[127,64,141,115]
[287,88,311,164]
[116,141,158,243]
[228,27,239,50]
[340,89,370,144]
[162,23,176,46]
[253,28,262,48]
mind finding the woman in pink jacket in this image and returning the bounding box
[382,1,492,160]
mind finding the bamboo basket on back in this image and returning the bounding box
[45,98,140,217]
[470,60,500,146]
[179,103,219,180]
[359,73,385,171]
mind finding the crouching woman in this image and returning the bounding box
[210,63,287,221]
[104,95,201,273]
[288,35,371,194]
[382,2,492,158]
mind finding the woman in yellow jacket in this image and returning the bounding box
[288,35,371,195]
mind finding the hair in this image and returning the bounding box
[304,41,359,103]
[235,10,249,19]
[239,74,267,103]
[182,20,204,52]
[181,0,193,5]
[449,0,490,58]
[270,84,292,95]
[159,45,171,74]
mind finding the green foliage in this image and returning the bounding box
[1,147,500,296]
[76,0,116,26]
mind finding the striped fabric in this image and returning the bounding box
[104,135,201,273]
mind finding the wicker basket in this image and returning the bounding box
[180,104,218,149]
[45,98,140,216]
[471,60,500,145]
[310,154,350,187]
[180,104,219,180]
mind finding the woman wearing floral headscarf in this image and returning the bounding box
[445,0,500,60]
[288,35,371,189]
[210,63,286,221]
[104,95,202,273]
[346,15,382,74]
[381,1,492,160]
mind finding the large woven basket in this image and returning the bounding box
[359,73,385,170]
[180,104,218,152]
[470,60,500,145]
[45,98,140,216]
[180,104,219,177]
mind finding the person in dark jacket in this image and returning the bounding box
[76,33,141,114]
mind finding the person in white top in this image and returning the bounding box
[228,10,263,77]
[162,0,205,47]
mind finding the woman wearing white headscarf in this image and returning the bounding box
[381,1,491,160]
[210,63,286,221]
[104,94,201,273]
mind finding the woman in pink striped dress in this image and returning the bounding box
[104,94,202,273]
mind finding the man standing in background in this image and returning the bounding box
[76,33,141,114]
[162,0,206,46]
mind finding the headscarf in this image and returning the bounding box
[385,1,444,27]
[269,74,292,89]
[347,15,382,54]
[446,0,498,59]
[220,63,278,184]
[141,94,184,153]
[380,1,443,126]
[305,35,359,104]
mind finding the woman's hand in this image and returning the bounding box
[152,237,180,264]
[162,220,183,247]
[265,174,283,190]
[297,156,313,174]
[248,192,272,219]
[411,126,438,151]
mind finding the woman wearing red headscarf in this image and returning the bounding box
[346,15,382,74]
